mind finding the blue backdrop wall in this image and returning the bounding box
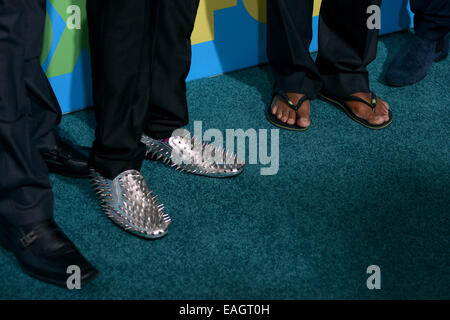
[41,0,413,114]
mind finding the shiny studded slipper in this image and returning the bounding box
[141,132,244,178]
[90,169,170,239]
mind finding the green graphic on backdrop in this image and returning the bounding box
[42,0,89,78]
[40,12,53,66]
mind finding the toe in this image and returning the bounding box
[281,109,289,123]
[277,108,283,120]
[296,102,311,128]
[287,108,296,125]
[297,117,310,128]
[371,115,385,125]
[271,104,278,115]
[375,99,390,123]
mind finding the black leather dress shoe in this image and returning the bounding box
[41,138,91,178]
[0,218,99,287]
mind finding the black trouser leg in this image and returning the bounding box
[411,0,450,41]
[0,0,54,226]
[27,58,62,152]
[267,0,322,99]
[268,0,381,99]
[87,0,152,179]
[144,0,200,139]
[22,0,61,153]
[316,0,381,98]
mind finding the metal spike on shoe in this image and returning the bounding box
[90,169,170,239]
[141,133,245,178]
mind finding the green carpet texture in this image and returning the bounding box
[1,31,449,299]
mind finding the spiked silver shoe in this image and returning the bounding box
[90,169,170,239]
[141,133,244,178]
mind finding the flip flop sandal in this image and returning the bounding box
[266,89,310,131]
[320,91,393,130]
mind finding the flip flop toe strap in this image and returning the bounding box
[345,92,378,110]
[274,89,309,112]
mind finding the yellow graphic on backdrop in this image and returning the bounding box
[192,0,322,44]
[313,0,322,16]
[191,0,237,45]
[242,0,267,23]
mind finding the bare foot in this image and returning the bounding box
[346,92,390,126]
[271,93,311,128]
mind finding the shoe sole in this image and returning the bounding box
[385,73,428,87]
[148,154,245,179]
[434,52,448,63]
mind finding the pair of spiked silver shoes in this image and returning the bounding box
[141,132,244,178]
[90,169,170,239]
[91,131,243,238]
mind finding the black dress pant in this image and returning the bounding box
[411,0,450,41]
[87,0,199,179]
[267,0,382,100]
[0,0,61,226]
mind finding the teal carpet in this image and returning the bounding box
[1,31,449,299]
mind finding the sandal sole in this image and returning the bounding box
[320,94,393,130]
